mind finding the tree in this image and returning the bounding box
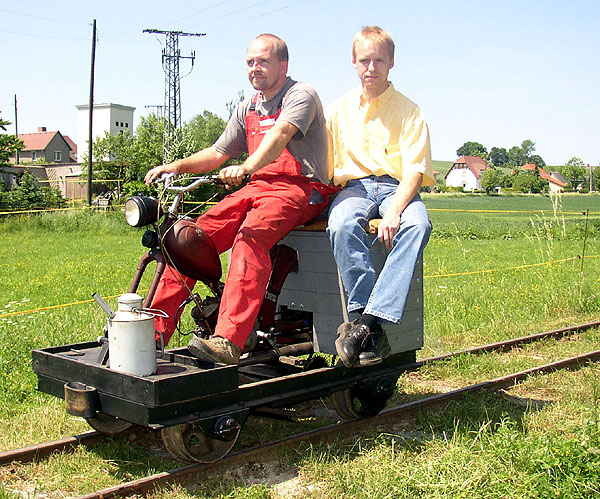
[0,170,65,210]
[508,145,527,168]
[226,90,245,118]
[520,139,536,158]
[529,154,546,168]
[129,113,165,180]
[0,113,24,166]
[456,141,488,160]
[565,156,586,168]
[511,169,546,193]
[480,167,505,194]
[89,130,136,181]
[81,109,230,201]
[185,111,228,152]
[489,147,508,167]
[558,157,587,191]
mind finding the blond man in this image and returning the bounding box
[326,26,434,367]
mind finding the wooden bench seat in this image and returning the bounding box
[295,217,381,234]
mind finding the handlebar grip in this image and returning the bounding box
[214,174,251,187]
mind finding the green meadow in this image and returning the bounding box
[0,192,599,498]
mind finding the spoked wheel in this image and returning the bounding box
[331,376,398,420]
[86,413,135,435]
[161,421,241,463]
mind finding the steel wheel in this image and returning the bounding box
[161,422,240,463]
[86,413,135,435]
[160,424,194,462]
[331,377,397,420]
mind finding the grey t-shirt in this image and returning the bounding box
[213,77,329,184]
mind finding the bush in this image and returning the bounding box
[0,170,66,210]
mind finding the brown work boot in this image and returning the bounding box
[188,335,241,365]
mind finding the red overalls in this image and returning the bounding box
[151,94,336,349]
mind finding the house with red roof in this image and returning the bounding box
[519,163,568,193]
[444,155,491,191]
[8,127,77,164]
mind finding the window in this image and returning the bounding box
[115,121,119,126]
[31,152,37,161]
[120,122,124,127]
[125,123,129,128]
[54,151,62,162]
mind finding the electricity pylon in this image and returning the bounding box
[143,29,205,162]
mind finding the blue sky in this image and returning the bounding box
[1,0,598,165]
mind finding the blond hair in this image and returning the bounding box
[352,26,395,60]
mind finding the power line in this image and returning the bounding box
[209,0,310,32]
[160,0,234,29]
[185,0,273,30]
[0,28,87,40]
[0,8,88,25]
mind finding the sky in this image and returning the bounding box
[1,0,599,166]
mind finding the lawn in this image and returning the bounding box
[0,192,599,498]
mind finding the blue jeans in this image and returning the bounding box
[327,175,431,324]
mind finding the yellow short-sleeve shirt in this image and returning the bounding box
[326,83,434,187]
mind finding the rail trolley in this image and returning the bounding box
[32,175,424,463]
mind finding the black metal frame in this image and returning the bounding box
[32,341,417,430]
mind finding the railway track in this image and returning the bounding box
[73,347,600,499]
[2,320,600,498]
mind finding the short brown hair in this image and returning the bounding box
[254,33,289,62]
[352,26,395,60]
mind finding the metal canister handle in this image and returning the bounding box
[132,307,169,319]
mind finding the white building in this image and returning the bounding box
[76,103,135,161]
[445,155,491,191]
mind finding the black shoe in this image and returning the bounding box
[335,320,372,367]
[358,326,391,366]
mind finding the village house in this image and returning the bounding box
[519,163,568,193]
[2,127,78,192]
[8,127,77,165]
[444,155,491,191]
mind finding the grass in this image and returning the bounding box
[0,192,600,497]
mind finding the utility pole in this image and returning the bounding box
[87,19,97,207]
[145,104,166,157]
[143,29,205,163]
[145,104,164,119]
[14,94,19,165]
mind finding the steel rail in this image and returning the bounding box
[73,348,600,499]
[1,320,598,468]
[418,320,600,364]
[0,431,104,466]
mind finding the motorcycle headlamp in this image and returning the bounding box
[124,196,162,227]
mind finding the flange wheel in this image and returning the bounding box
[161,422,240,463]
[331,377,397,420]
[86,413,135,435]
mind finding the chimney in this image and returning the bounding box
[38,126,47,132]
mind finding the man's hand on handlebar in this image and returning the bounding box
[219,164,253,188]
[144,165,174,186]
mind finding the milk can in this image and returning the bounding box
[107,293,157,376]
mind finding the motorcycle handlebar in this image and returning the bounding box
[156,173,250,193]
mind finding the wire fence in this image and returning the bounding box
[1,194,598,320]
[1,253,598,320]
